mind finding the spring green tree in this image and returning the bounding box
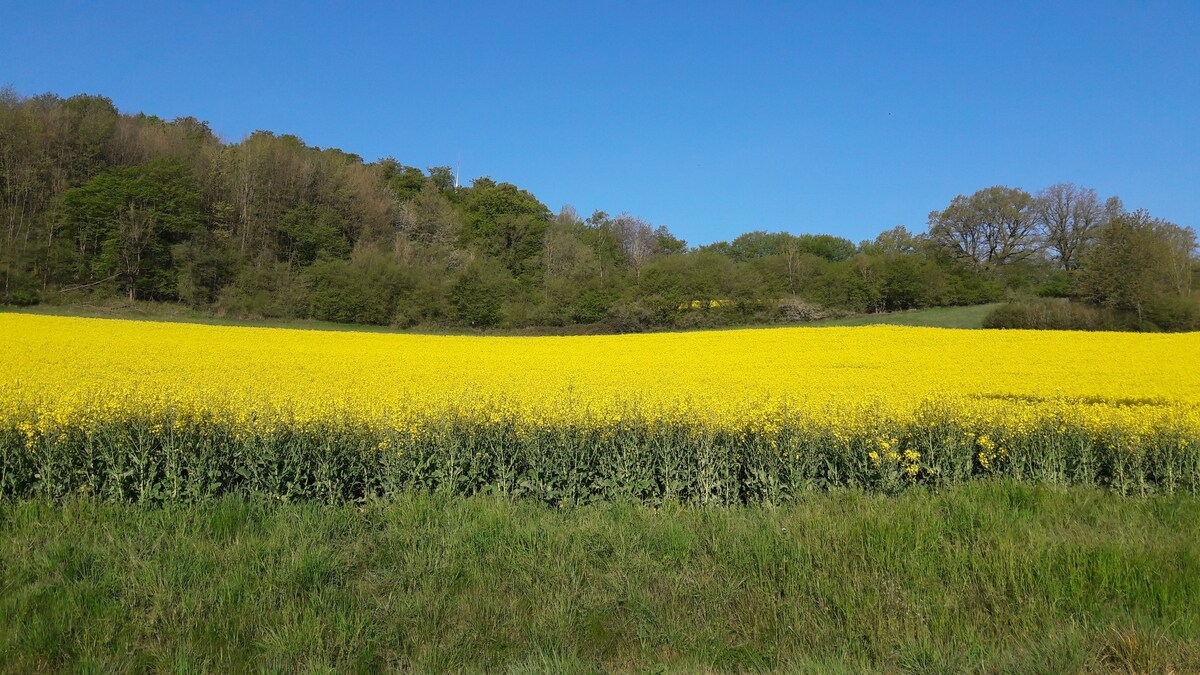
[60,158,203,299]
[1078,209,1198,320]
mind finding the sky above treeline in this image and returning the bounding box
[4,1,1198,246]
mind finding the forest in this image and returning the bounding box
[2,90,1197,331]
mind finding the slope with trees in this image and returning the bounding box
[1,89,1196,331]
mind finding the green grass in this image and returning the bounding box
[806,304,999,329]
[2,483,1197,672]
[1,300,617,336]
[0,301,458,335]
[2,300,1000,335]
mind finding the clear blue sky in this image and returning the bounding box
[4,1,1198,246]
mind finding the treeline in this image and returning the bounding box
[1,90,1197,331]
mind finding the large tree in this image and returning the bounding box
[460,179,550,275]
[59,157,203,299]
[1033,183,1103,271]
[1077,209,1198,319]
[927,186,1036,270]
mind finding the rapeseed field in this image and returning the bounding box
[2,314,1198,502]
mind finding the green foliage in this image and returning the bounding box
[983,299,1138,331]
[927,185,1037,270]
[1144,294,1200,332]
[274,206,351,266]
[2,89,1195,333]
[4,414,1199,505]
[174,232,236,306]
[59,158,204,300]
[570,287,613,324]
[3,289,39,307]
[216,263,309,319]
[705,231,857,263]
[1037,269,1077,297]
[602,299,657,332]
[938,264,1005,305]
[377,158,426,201]
[427,165,456,192]
[877,253,928,309]
[460,180,551,275]
[1078,209,1198,321]
[306,252,410,325]
[806,304,997,328]
[450,257,509,327]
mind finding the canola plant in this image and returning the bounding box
[2,314,1198,503]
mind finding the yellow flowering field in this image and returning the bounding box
[2,313,1199,502]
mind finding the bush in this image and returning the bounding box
[4,288,39,307]
[450,258,510,328]
[604,300,656,333]
[215,264,309,319]
[1145,294,1200,332]
[174,235,236,306]
[983,298,1137,331]
[981,303,1031,330]
[672,309,723,330]
[307,253,410,326]
[571,288,614,324]
[985,295,1200,333]
[774,298,835,323]
[1036,270,1077,298]
[942,271,1004,306]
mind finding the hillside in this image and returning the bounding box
[4,90,1194,334]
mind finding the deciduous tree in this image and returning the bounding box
[928,186,1036,270]
[1033,183,1102,271]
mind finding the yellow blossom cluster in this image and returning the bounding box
[2,314,1199,453]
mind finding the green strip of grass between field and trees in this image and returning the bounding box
[0,301,1001,334]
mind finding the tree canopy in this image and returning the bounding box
[1,90,1196,331]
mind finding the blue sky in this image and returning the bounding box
[3,1,1198,245]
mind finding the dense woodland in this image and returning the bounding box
[2,90,1197,331]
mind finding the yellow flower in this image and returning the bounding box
[0,313,1197,455]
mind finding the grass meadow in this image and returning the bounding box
[1,301,998,333]
[2,483,1198,673]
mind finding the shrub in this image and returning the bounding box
[215,264,309,319]
[450,258,510,328]
[981,303,1032,330]
[571,288,614,325]
[1036,270,1077,298]
[604,300,656,333]
[307,253,410,326]
[1145,294,1200,332]
[775,298,834,323]
[983,298,1137,331]
[673,309,723,330]
[5,288,39,307]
